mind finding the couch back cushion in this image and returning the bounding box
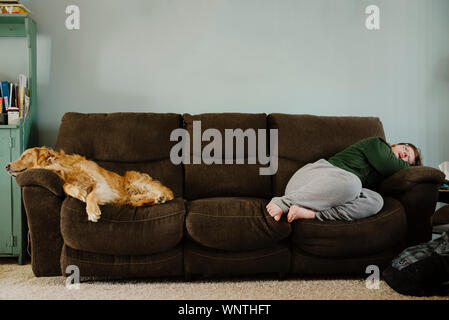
[55,112,184,197]
[269,114,386,197]
[183,113,271,200]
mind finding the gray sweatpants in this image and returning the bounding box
[271,159,384,221]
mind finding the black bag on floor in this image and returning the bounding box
[382,232,449,296]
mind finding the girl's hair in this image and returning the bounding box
[397,142,423,166]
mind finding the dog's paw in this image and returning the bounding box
[156,195,166,204]
[86,207,101,222]
[87,212,101,222]
[87,214,97,222]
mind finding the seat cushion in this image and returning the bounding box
[184,239,291,276]
[60,197,185,255]
[61,244,183,280]
[290,197,406,258]
[185,197,291,251]
[291,244,404,275]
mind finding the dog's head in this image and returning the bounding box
[5,147,59,177]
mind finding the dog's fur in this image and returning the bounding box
[6,147,174,222]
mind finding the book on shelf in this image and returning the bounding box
[0,74,30,120]
[0,1,31,15]
[0,81,9,111]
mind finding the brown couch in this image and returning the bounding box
[16,112,445,280]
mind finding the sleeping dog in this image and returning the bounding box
[6,147,174,222]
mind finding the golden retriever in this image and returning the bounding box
[6,147,174,222]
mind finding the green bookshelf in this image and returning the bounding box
[0,14,37,265]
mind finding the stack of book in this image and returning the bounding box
[0,74,30,119]
[0,1,30,14]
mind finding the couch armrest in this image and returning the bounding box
[379,166,445,196]
[378,166,445,246]
[15,169,65,277]
[16,169,65,197]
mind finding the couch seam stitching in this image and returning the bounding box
[188,212,265,218]
[186,248,289,261]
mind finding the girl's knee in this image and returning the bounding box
[339,173,362,202]
[372,192,384,212]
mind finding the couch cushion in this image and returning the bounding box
[291,244,404,275]
[60,197,185,256]
[61,244,183,280]
[268,113,385,196]
[185,197,291,251]
[184,239,291,276]
[290,197,406,258]
[55,112,183,162]
[55,112,184,197]
[183,113,271,200]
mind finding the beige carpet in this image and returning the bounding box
[0,259,447,300]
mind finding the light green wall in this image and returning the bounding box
[4,0,448,168]
[0,40,28,82]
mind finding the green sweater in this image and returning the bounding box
[327,137,410,189]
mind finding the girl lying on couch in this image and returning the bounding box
[266,137,422,223]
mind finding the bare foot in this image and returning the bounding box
[266,201,283,221]
[287,205,316,223]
